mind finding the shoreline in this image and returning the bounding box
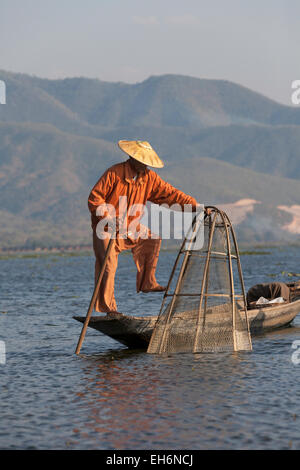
[0,240,299,260]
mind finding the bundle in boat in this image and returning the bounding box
[147,207,252,354]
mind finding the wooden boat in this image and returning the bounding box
[73,298,300,349]
[74,205,300,354]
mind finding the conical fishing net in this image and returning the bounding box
[147,207,252,354]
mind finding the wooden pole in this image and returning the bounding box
[193,212,217,352]
[227,214,252,350]
[75,236,114,355]
[221,212,237,351]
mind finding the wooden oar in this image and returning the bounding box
[75,236,114,355]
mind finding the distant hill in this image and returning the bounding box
[0,70,300,248]
[96,124,300,180]
[1,70,300,178]
[2,71,300,129]
[160,157,300,206]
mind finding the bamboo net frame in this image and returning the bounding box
[147,207,252,354]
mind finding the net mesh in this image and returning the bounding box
[147,209,252,354]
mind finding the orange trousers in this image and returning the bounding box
[92,230,162,312]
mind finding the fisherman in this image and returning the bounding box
[247,280,300,307]
[247,282,291,307]
[88,140,207,314]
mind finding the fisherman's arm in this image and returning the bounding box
[148,173,200,211]
[88,169,116,220]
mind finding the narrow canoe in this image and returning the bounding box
[73,299,300,349]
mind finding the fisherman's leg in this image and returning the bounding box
[92,230,119,312]
[131,235,164,293]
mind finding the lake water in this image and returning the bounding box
[0,245,300,450]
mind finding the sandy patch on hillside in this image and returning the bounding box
[218,199,261,225]
[277,205,300,234]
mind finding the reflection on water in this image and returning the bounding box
[79,351,164,449]
[0,248,300,449]
[75,350,252,449]
[70,341,298,450]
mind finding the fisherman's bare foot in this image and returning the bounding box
[141,285,166,293]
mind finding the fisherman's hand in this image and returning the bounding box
[195,203,211,216]
[195,203,212,216]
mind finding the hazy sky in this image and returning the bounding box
[1,0,299,104]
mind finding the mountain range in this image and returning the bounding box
[0,70,299,249]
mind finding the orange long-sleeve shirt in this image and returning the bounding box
[88,159,198,231]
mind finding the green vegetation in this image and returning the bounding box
[0,250,92,260]
[281,271,300,277]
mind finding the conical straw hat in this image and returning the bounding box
[118,140,164,168]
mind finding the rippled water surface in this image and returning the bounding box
[0,246,300,449]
